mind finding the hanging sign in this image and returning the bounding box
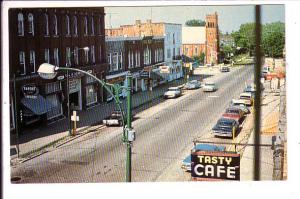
[191,151,240,181]
[22,84,39,98]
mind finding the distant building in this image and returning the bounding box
[106,36,165,93]
[9,8,107,132]
[106,20,183,81]
[182,12,219,65]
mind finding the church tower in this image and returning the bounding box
[205,12,219,65]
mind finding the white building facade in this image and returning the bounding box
[162,23,183,81]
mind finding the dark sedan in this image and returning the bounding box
[212,117,239,138]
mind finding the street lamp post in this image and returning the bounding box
[37,63,135,182]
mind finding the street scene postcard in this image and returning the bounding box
[2,0,296,198]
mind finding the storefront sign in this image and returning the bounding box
[106,76,125,84]
[65,71,83,79]
[159,66,170,74]
[69,79,81,93]
[191,151,240,181]
[22,84,39,98]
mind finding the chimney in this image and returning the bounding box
[135,19,141,25]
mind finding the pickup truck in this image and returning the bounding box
[222,107,244,123]
[212,117,239,138]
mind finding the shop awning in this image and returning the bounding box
[140,71,164,80]
[21,95,54,115]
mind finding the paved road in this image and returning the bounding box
[11,65,253,183]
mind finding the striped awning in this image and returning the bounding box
[21,95,55,115]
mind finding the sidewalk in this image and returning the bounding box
[10,75,204,161]
[240,80,285,180]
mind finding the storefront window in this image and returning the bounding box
[46,94,63,120]
[45,82,62,94]
[86,85,97,105]
[86,75,96,84]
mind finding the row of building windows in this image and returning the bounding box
[128,51,141,69]
[18,46,101,75]
[17,12,103,37]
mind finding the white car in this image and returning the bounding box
[239,92,253,106]
[164,87,182,98]
[203,82,217,92]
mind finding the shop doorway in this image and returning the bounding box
[69,92,80,110]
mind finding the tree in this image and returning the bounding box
[185,19,206,27]
[232,23,256,55]
[192,52,205,65]
[232,22,285,58]
[261,22,285,58]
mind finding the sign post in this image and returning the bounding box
[191,151,240,181]
[71,111,79,136]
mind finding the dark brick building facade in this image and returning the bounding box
[106,36,164,94]
[9,7,107,132]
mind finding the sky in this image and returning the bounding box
[105,5,285,33]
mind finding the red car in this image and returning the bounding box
[222,107,244,123]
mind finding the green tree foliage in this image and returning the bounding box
[185,19,206,27]
[232,22,285,58]
[192,52,205,65]
[262,22,285,57]
[232,23,256,55]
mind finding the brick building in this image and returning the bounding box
[182,12,219,65]
[9,8,107,132]
[106,20,182,81]
[106,36,164,94]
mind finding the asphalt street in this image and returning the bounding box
[11,65,253,183]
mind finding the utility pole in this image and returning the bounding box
[125,72,133,182]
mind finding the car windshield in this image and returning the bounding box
[226,109,239,114]
[217,119,233,127]
[240,95,250,99]
[205,83,215,86]
[168,88,179,91]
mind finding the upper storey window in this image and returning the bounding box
[28,13,34,35]
[17,13,24,36]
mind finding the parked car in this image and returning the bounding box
[103,111,135,126]
[103,111,123,126]
[164,87,182,98]
[203,82,217,92]
[230,101,250,114]
[184,80,201,90]
[239,92,253,106]
[181,144,226,171]
[222,107,244,123]
[220,65,230,72]
[212,117,240,138]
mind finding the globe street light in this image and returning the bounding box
[38,63,135,182]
